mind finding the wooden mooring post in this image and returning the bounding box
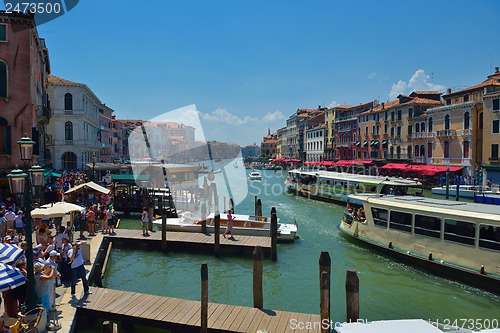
[253,246,263,309]
[214,212,220,257]
[201,263,208,333]
[159,197,167,252]
[270,207,278,262]
[346,269,360,322]
[201,203,207,234]
[319,251,331,332]
[101,321,118,333]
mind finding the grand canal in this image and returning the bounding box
[102,169,500,325]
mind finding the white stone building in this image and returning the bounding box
[305,124,325,162]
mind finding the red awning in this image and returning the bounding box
[380,164,464,176]
[320,161,336,166]
[379,163,409,171]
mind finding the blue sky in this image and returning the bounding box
[5,0,500,145]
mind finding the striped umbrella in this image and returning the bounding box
[0,263,25,292]
[0,243,24,265]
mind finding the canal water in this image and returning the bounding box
[100,169,499,327]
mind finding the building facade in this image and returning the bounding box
[261,129,277,158]
[305,124,325,162]
[0,12,51,172]
[99,104,114,163]
[336,102,373,160]
[324,105,350,161]
[47,74,102,170]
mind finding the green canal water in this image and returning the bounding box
[99,169,499,326]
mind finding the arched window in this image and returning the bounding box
[421,122,426,133]
[0,117,11,154]
[396,146,401,159]
[64,93,73,110]
[445,115,450,130]
[464,112,470,130]
[415,123,420,133]
[427,143,432,158]
[415,145,420,157]
[428,117,433,132]
[479,112,483,130]
[0,61,7,98]
[420,145,425,158]
[65,121,73,140]
[390,146,394,158]
[408,145,412,159]
[444,141,450,158]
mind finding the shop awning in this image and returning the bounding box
[382,140,388,145]
[363,140,368,147]
[65,181,110,194]
[355,141,361,146]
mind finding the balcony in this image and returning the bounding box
[436,129,456,137]
[458,129,472,136]
[372,133,379,139]
[412,156,427,164]
[336,142,352,148]
[35,105,51,124]
[412,132,434,139]
[430,158,472,166]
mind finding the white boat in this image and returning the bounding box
[334,318,500,333]
[285,169,422,205]
[339,193,500,294]
[248,171,262,180]
[431,184,491,198]
[153,211,298,242]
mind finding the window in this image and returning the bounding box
[463,95,469,102]
[414,145,419,157]
[463,141,469,159]
[384,123,388,134]
[420,145,425,157]
[390,127,394,137]
[408,108,413,119]
[428,117,433,132]
[407,145,412,158]
[446,98,451,105]
[464,112,470,130]
[397,110,402,120]
[365,127,368,136]
[415,215,441,238]
[421,122,426,132]
[391,112,395,121]
[64,93,73,110]
[415,123,420,133]
[492,144,499,160]
[0,24,6,42]
[408,125,412,135]
[0,61,6,98]
[479,224,500,251]
[444,114,450,130]
[396,126,401,137]
[493,99,500,111]
[444,141,450,158]
[479,112,483,130]
[428,142,433,158]
[65,121,73,140]
[493,120,499,133]
[444,219,475,246]
[0,117,11,154]
[371,207,388,228]
[384,111,388,120]
[389,211,412,232]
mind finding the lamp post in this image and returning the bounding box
[81,152,84,171]
[92,152,96,181]
[7,134,44,311]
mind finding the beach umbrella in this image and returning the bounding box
[0,243,24,266]
[0,263,26,292]
[32,201,85,218]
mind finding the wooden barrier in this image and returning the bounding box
[319,251,331,332]
[270,207,277,262]
[346,269,359,322]
[201,263,208,333]
[253,246,263,309]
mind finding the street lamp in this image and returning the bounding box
[92,152,96,181]
[7,134,44,311]
[81,152,84,171]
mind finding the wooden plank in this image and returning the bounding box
[84,287,106,308]
[219,305,246,331]
[229,307,255,332]
[108,292,143,314]
[125,294,157,316]
[95,290,130,311]
[275,311,293,333]
[194,303,220,326]
[264,309,284,333]
[206,304,229,329]
[144,296,173,320]
[245,309,267,333]
[170,299,198,323]
[177,300,201,325]
[155,297,184,321]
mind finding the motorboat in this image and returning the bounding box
[248,171,262,180]
[431,184,491,198]
[339,193,500,294]
[285,169,422,205]
[153,211,298,242]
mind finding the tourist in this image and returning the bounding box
[54,226,70,250]
[14,210,24,241]
[223,209,235,239]
[59,237,72,283]
[4,208,15,233]
[106,205,115,234]
[68,241,91,296]
[141,207,149,236]
[84,206,95,238]
[357,207,366,221]
[34,262,55,315]
[99,205,108,234]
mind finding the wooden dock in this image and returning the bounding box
[104,229,271,252]
[77,287,321,332]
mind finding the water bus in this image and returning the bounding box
[431,184,492,198]
[285,169,422,205]
[153,211,298,242]
[339,194,500,293]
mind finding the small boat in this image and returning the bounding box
[153,211,298,242]
[248,171,262,180]
[474,191,500,205]
[431,184,491,198]
[339,193,500,294]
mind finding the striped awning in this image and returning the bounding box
[0,263,25,292]
[0,243,24,266]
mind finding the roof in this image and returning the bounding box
[48,74,81,86]
[443,77,500,98]
[65,181,110,195]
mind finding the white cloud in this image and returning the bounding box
[389,69,446,100]
[199,108,259,126]
[368,72,377,79]
[328,100,339,108]
[262,110,286,123]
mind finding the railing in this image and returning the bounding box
[412,156,427,164]
[337,127,353,133]
[65,140,73,145]
[430,158,472,165]
[412,132,434,139]
[372,133,379,138]
[336,142,351,147]
[436,129,456,137]
[458,129,472,136]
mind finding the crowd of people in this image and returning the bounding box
[0,170,117,323]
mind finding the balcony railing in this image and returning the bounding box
[412,156,427,164]
[336,142,352,147]
[458,129,472,136]
[412,132,434,139]
[436,129,456,137]
[430,158,472,165]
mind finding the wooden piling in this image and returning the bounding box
[148,203,154,232]
[201,203,207,234]
[319,251,331,329]
[271,208,278,262]
[101,321,118,333]
[159,197,167,252]
[230,198,234,213]
[94,262,103,288]
[345,270,360,322]
[256,199,263,219]
[253,246,263,309]
[201,263,208,333]
[214,212,220,257]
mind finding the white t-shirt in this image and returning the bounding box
[54,233,70,250]
[68,246,84,268]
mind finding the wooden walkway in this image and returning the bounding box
[77,288,322,332]
[104,229,271,251]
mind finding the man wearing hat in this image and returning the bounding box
[68,241,91,296]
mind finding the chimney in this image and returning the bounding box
[381,102,385,109]
[447,88,452,94]
[495,66,499,73]
[268,128,270,136]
